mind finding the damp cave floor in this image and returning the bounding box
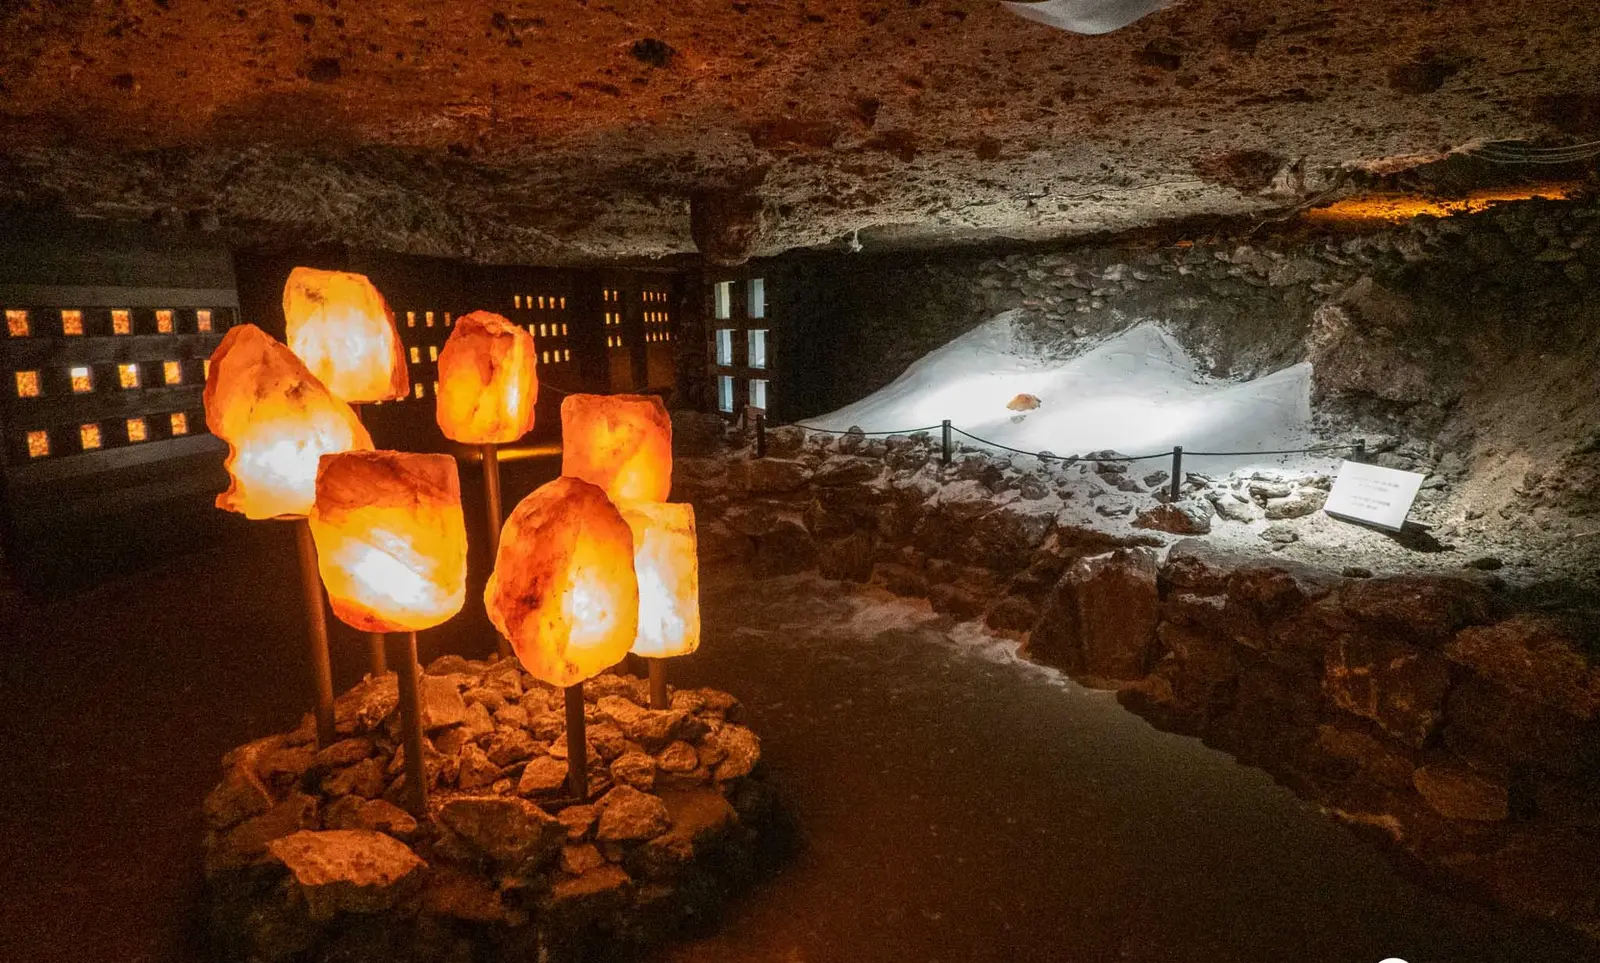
[1,470,1597,963]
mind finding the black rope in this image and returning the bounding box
[780,421,1362,464]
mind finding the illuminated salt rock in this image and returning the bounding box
[435,310,539,445]
[283,267,409,404]
[310,451,467,634]
[485,476,639,688]
[621,502,700,659]
[204,324,373,520]
[560,393,673,504]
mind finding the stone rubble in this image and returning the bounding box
[203,666,775,962]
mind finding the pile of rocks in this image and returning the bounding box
[203,661,775,962]
[673,417,1600,941]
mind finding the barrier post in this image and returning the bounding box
[941,420,953,466]
[1169,446,1183,501]
[755,412,767,458]
[1354,438,1366,462]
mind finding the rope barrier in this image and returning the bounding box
[773,419,1363,464]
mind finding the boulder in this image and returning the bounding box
[728,458,813,494]
[1264,489,1327,520]
[1445,616,1600,720]
[1031,548,1161,683]
[811,456,885,487]
[267,830,425,920]
[1337,574,1495,648]
[1324,635,1451,747]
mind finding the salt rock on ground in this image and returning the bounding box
[597,786,672,842]
[436,796,564,870]
[1135,500,1213,535]
[267,829,425,920]
[1412,763,1511,822]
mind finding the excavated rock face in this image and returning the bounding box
[2,1,1599,262]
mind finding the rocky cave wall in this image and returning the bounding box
[769,198,1600,568]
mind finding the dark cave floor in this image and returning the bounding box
[1,488,1596,962]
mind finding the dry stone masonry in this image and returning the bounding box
[203,662,776,962]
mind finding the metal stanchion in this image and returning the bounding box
[292,518,337,747]
[565,683,588,799]
[1170,446,1183,501]
[480,442,511,660]
[648,658,669,710]
[755,413,767,458]
[393,632,429,816]
[941,419,953,465]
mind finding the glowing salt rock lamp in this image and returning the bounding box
[309,451,467,634]
[310,450,468,816]
[205,324,375,521]
[485,476,639,797]
[622,502,700,709]
[435,310,539,445]
[283,267,409,404]
[203,323,374,748]
[560,393,673,505]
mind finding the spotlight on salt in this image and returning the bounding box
[1001,0,1177,35]
[809,311,1318,474]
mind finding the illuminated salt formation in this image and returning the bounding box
[204,324,372,520]
[485,476,639,688]
[621,502,700,659]
[283,267,409,404]
[309,451,467,633]
[560,393,673,504]
[435,310,539,444]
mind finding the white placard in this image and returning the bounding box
[1324,460,1426,532]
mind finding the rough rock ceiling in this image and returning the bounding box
[1,0,1598,264]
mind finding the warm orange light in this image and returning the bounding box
[203,324,373,520]
[112,310,131,335]
[310,451,468,634]
[1306,184,1580,225]
[485,476,639,688]
[622,502,700,659]
[435,310,539,445]
[560,393,673,504]
[283,267,409,404]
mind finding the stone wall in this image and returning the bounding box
[673,415,1600,941]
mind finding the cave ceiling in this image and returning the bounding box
[1,0,1598,264]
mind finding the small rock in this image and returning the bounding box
[1342,566,1374,579]
[596,786,671,842]
[437,796,564,868]
[1465,556,1504,571]
[656,741,699,774]
[334,674,400,735]
[324,757,388,799]
[1260,524,1299,545]
[420,675,470,731]
[519,755,569,795]
[558,804,598,841]
[456,744,502,791]
[610,752,657,791]
[1413,764,1510,822]
[267,830,425,920]
[313,738,375,770]
[561,843,607,875]
[204,763,274,830]
[709,725,762,780]
[324,797,419,840]
[1134,500,1212,535]
[485,728,539,767]
[1264,489,1327,520]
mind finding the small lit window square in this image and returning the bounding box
[431,380,438,393]
[112,309,132,335]
[126,417,147,442]
[156,309,174,333]
[539,323,548,337]
[445,312,452,325]
[514,295,523,309]
[563,348,570,361]
[409,346,420,363]
[70,365,93,393]
[203,359,212,379]
[560,296,567,309]
[407,311,416,327]
[196,310,213,332]
[27,430,50,457]
[413,383,424,399]
[62,310,84,335]
[528,324,536,335]
[15,370,40,398]
[543,350,551,363]
[562,323,568,336]
[118,363,140,389]
[428,345,438,361]
[80,423,101,450]
[426,311,435,327]
[6,309,28,337]
[163,361,182,385]
[170,412,189,435]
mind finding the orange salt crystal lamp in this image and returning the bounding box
[204,324,373,521]
[435,310,539,445]
[283,267,409,404]
[623,502,700,709]
[310,450,467,816]
[309,451,468,634]
[560,393,673,505]
[486,476,639,799]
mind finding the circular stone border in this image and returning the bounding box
[203,657,782,962]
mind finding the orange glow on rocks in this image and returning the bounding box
[622,502,700,659]
[283,267,409,404]
[1305,184,1580,225]
[435,310,539,445]
[310,451,467,634]
[560,393,673,504]
[485,476,639,688]
[204,324,373,520]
